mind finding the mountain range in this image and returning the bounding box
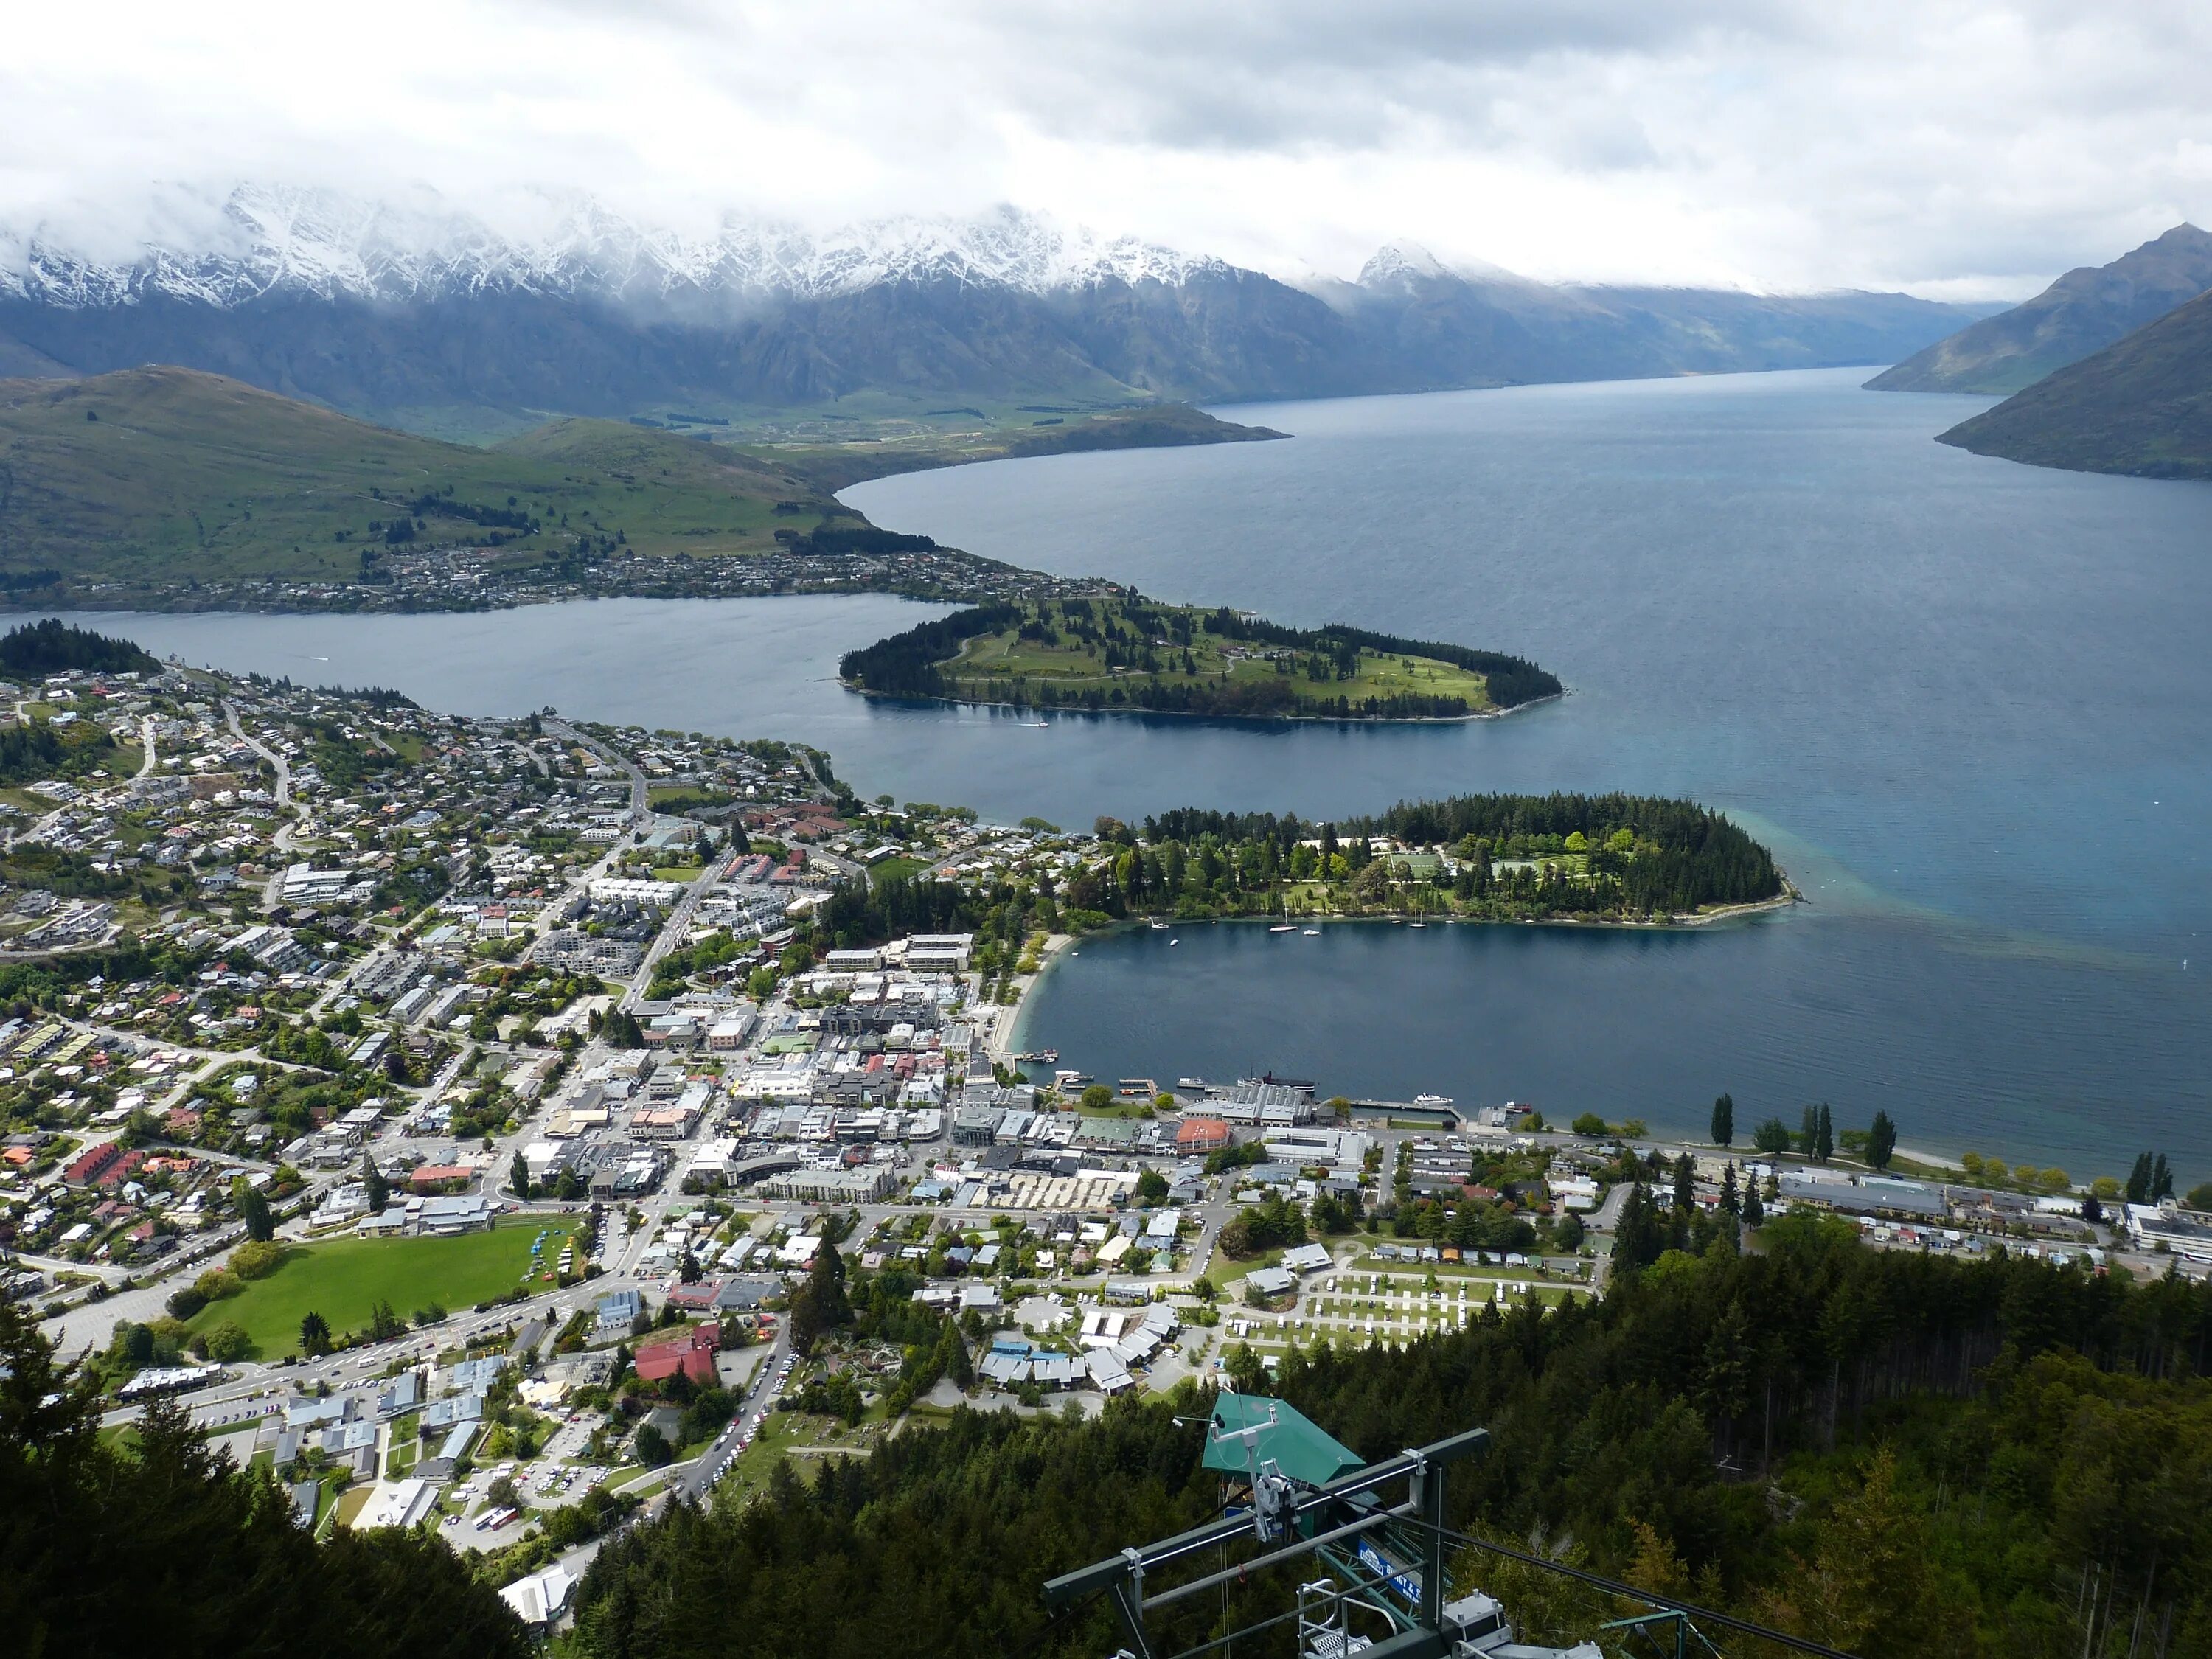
[1936,283,2212,479]
[1867,223,2212,395]
[0,185,1994,431]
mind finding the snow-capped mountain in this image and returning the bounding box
[0,185,1225,310]
[0,183,1996,421]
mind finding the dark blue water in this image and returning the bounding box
[61,368,2212,1175]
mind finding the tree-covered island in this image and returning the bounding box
[839,594,1562,720]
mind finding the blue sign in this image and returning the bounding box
[1357,1539,1421,1608]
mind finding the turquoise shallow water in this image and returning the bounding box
[58,366,2212,1175]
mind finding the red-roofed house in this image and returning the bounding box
[633,1321,721,1385]
[63,1141,123,1186]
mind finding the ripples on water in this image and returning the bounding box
[63,369,2212,1172]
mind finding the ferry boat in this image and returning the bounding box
[1414,1093,1454,1110]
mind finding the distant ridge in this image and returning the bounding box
[1868,224,2212,395]
[1938,284,2212,479]
[0,184,1994,430]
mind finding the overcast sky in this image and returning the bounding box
[4,0,2208,297]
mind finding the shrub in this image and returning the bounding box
[201,1322,252,1363]
[192,1268,243,1302]
[229,1239,285,1280]
[164,1286,208,1321]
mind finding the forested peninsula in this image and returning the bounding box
[1061,793,1784,923]
[838,594,1562,721]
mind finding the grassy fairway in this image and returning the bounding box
[187,1217,580,1359]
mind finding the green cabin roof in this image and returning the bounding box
[1203,1393,1367,1489]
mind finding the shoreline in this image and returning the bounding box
[1001,886,1800,1059]
[843,683,1567,727]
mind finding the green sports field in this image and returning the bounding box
[187,1217,582,1359]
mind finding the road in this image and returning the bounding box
[622,854,736,1010]
[675,1334,789,1503]
[545,720,647,824]
[223,700,292,807]
[224,700,303,905]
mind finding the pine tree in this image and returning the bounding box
[2128,1152,2154,1204]
[1711,1093,1734,1147]
[1815,1102,1834,1164]
[509,1149,532,1200]
[362,1149,390,1212]
[939,1321,973,1389]
[239,1182,274,1242]
[1742,1180,1764,1227]
[2153,1152,2175,1202]
[1867,1110,1896,1171]
[1720,1163,1740,1217]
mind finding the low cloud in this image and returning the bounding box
[1,0,2206,296]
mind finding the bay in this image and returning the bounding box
[50,367,2212,1175]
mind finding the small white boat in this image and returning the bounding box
[1270,923,1296,933]
[1150,919,1169,930]
[1408,921,1428,929]
[1169,939,1179,945]
[1301,928,1320,936]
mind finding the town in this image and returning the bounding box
[3,633,2206,1635]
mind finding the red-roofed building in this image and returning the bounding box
[1175,1116,1231,1154]
[633,1321,721,1385]
[408,1164,476,1192]
[63,1141,123,1186]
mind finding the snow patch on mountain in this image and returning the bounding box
[0,184,1231,308]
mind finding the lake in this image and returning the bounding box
[57,368,2212,1177]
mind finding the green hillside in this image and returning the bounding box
[1938,285,2212,479]
[770,402,1287,493]
[0,366,849,583]
[1868,223,2212,394]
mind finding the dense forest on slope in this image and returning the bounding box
[838,597,1561,721]
[0,617,160,675]
[0,1306,529,1659]
[561,1220,2212,1659]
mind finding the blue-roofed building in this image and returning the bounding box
[596,1288,642,1337]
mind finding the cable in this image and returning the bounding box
[1424,1522,1865,1659]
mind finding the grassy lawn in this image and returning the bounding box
[933,597,1494,716]
[651,863,705,883]
[1208,1245,1285,1287]
[186,1217,582,1360]
[866,855,929,883]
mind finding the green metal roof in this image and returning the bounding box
[1203,1393,1367,1489]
